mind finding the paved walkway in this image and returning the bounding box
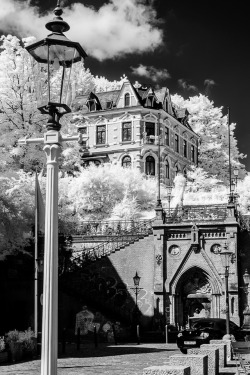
[0,343,179,375]
[0,342,241,375]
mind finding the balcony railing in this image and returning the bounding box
[163,204,228,223]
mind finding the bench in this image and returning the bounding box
[231,341,250,374]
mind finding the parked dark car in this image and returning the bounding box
[176,318,246,354]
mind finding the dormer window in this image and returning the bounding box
[124,93,130,107]
[146,95,155,107]
[87,99,96,112]
[106,101,113,109]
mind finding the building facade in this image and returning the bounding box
[67,202,250,334]
[72,80,199,184]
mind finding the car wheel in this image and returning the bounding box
[179,348,187,354]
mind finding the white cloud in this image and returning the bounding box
[0,0,163,61]
[178,79,198,92]
[131,64,170,82]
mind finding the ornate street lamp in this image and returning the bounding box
[233,168,239,187]
[130,272,143,344]
[220,242,233,337]
[26,1,87,125]
[242,269,250,330]
[19,2,87,375]
[166,185,173,216]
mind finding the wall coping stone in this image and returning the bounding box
[169,354,208,375]
[143,364,191,375]
[202,343,226,367]
[210,339,232,361]
[188,347,219,375]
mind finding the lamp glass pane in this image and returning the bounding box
[49,44,80,66]
[133,273,140,286]
[243,270,250,285]
[31,61,49,109]
[29,44,48,62]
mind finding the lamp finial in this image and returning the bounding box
[46,0,70,33]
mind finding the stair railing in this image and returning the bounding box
[72,219,154,263]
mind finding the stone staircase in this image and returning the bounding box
[70,219,154,263]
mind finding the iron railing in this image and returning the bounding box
[68,219,153,237]
[163,204,228,223]
[71,219,154,263]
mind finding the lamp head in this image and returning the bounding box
[220,242,233,269]
[233,169,239,177]
[25,0,87,124]
[133,271,141,287]
[243,269,250,286]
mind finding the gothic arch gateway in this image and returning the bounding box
[153,204,241,330]
[174,267,220,327]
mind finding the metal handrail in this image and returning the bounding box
[72,219,154,263]
[163,204,228,223]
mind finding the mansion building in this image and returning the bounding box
[72,80,199,184]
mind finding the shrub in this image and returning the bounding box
[5,330,20,344]
[6,328,36,355]
[0,336,5,352]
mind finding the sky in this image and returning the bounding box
[0,0,250,170]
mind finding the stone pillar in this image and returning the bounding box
[169,354,208,375]
[189,347,219,375]
[153,228,165,328]
[41,141,61,375]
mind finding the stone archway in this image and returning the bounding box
[175,268,212,327]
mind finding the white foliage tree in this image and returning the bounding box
[0,171,35,258]
[171,94,246,182]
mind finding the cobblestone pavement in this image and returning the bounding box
[0,343,180,375]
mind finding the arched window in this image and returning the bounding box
[122,155,131,168]
[124,93,130,107]
[146,155,155,175]
[191,145,195,162]
[175,134,179,152]
[165,159,169,179]
[175,165,179,176]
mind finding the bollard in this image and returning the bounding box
[77,327,80,351]
[94,325,98,348]
[112,324,118,345]
[37,331,42,356]
[165,325,168,343]
[137,324,140,345]
[62,328,66,355]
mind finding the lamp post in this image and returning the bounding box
[242,269,250,330]
[130,272,143,344]
[220,242,233,337]
[156,114,162,208]
[233,168,239,189]
[166,185,173,216]
[18,2,87,375]
[227,107,232,197]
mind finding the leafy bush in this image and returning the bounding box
[19,328,36,353]
[5,330,21,344]
[0,336,5,352]
[6,328,36,355]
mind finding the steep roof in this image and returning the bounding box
[71,82,193,133]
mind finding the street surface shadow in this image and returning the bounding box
[58,344,178,358]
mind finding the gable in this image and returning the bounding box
[115,81,141,108]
